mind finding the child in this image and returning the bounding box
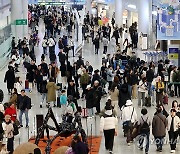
[60,90,67,115]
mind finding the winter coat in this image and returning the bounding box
[152,113,167,137]
[2,122,14,138]
[80,73,90,85]
[17,95,31,110]
[106,69,114,82]
[118,84,131,109]
[4,69,15,89]
[85,89,94,108]
[110,87,119,101]
[46,82,59,102]
[146,69,154,82]
[4,107,17,122]
[122,106,137,123]
[167,115,180,132]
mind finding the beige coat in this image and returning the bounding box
[46,82,59,102]
[110,87,119,101]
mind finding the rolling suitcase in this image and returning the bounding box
[25,80,29,89]
[163,95,168,104]
[145,96,151,107]
[82,108,88,118]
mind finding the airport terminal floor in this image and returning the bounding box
[0,1,180,154]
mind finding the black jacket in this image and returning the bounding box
[17,95,31,110]
[146,69,154,82]
[118,84,131,109]
[85,89,94,108]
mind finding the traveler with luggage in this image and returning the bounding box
[122,100,137,145]
[137,108,151,154]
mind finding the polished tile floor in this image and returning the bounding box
[0,20,179,154]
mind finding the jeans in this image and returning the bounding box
[128,85,132,97]
[174,84,180,97]
[43,47,47,55]
[41,93,47,103]
[103,46,107,54]
[154,136,164,150]
[108,81,112,90]
[147,82,152,96]
[138,91,145,106]
[139,133,150,153]
[19,110,29,126]
[95,47,99,54]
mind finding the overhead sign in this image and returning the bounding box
[157,0,180,40]
[15,19,28,25]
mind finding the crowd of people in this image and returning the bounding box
[0,4,180,154]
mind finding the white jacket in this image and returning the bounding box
[122,106,137,123]
[167,116,180,132]
[100,116,118,132]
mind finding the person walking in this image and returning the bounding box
[107,65,114,91]
[4,66,15,95]
[138,108,151,154]
[60,90,68,115]
[85,85,94,117]
[100,100,118,154]
[80,69,90,98]
[46,77,59,107]
[138,77,148,107]
[17,90,31,128]
[122,100,137,145]
[102,36,109,54]
[4,102,17,122]
[146,66,154,97]
[2,115,14,154]
[93,35,100,54]
[156,76,165,105]
[167,108,180,153]
[152,106,168,152]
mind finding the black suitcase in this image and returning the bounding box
[145,96,151,107]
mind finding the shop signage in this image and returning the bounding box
[168,47,179,66]
[15,19,28,25]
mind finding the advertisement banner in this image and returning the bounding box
[168,47,179,66]
[28,0,38,4]
[157,0,180,40]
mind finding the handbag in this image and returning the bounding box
[123,107,134,130]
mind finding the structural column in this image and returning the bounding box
[11,0,23,39]
[85,0,92,14]
[127,10,132,28]
[115,0,123,27]
[22,0,29,38]
[138,0,150,34]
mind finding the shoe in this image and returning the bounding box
[127,143,130,146]
[40,105,42,108]
[26,125,29,128]
[53,104,56,107]
[19,125,23,128]
[109,151,113,154]
[170,150,175,153]
[95,112,99,115]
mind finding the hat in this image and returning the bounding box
[86,85,91,89]
[126,100,133,106]
[5,115,11,121]
[94,80,99,84]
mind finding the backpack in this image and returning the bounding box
[140,117,150,134]
[13,123,19,136]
